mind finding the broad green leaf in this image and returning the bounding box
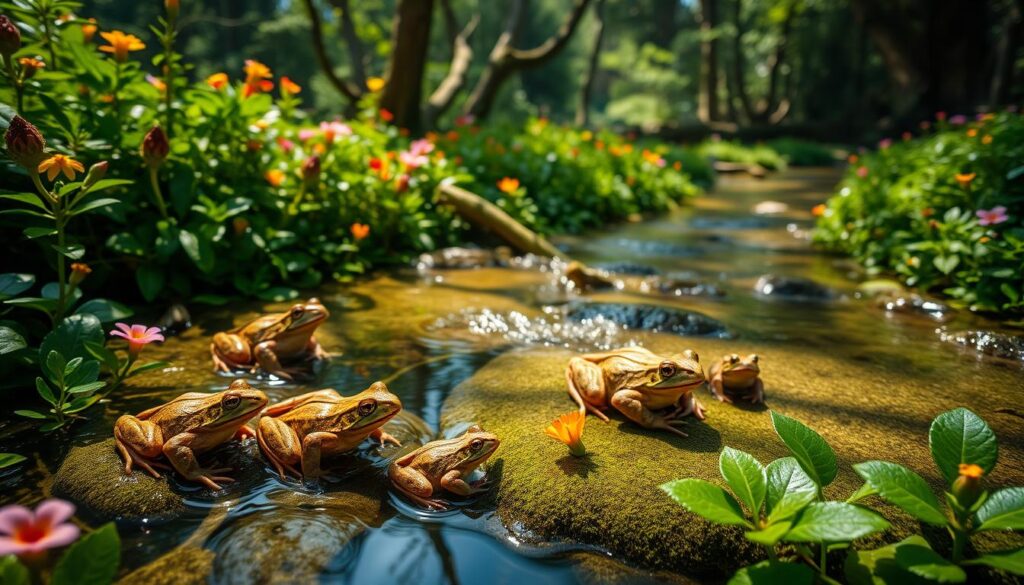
[660,479,751,527]
[256,287,300,302]
[0,453,27,468]
[785,502,889,542]
[0,555,29,585]
[35,377,56,404]
[68,197,120,216]
[15,410,48,419]
[719,447,766,516]
[75,299,134,322]
[65,359,100,388]
[40,314,104,363]
[929,408,998,483]
[51,523,120,585]
[745,521,791,546]
[964,549,1024,575]
[67,381,106,395]
[4,297,58,316]
[845,536,935,585]
[179,229,215,273]
[975,487,1024,531]
[766,457,817,522]
[0,326,27,355]
[770,411,837,487]
[64,357,83,376]
[0,192,49,212]
[0,273,34,298]
[136,264,165,302]
[727,560,815,585]
[846,481,879,504]
[64,394,102,414]
[84,340,120,371]
[894,544,966,583]
[51,243,86,260]
[853,461,947,525]
[44,350,66,382]
[933,255,960,275]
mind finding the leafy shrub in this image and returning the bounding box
[766,137,839,167]
[814,112,1024,312]
[697,138,788,171]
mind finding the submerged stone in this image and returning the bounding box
[938,329,1024,362]
[753,274,833,301]
[417,246,513,269]
[876,293,954,321]
[591,262,661,276]
[566,302,730,338]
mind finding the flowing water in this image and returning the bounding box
[2,168,1022,584]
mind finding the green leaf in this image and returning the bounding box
[846,482,879,504]
[0,273,35,298]
[68,197,120,216]
[933,255,960,275]
[35,377,56,404]
[745,521,791,546]
[0,453,27,468]
[136,264,165,302]
[106,232,145,256]
[660,478,751,527]
[65,359,100,388]
[0,555,29,585]
[770,411,837,487]
[67,381,106,395]
[23,227,58,239]
[4,296,58,316]
[126,361,170,377]
[44,350,66,382]
[766,457,818,522]
[785,502,889,542]
[894,544,966,583]
[63,394,101,414]
[179,229,215,273]
[844,535,935,585]
[84,340,120,371]
[40,314,104,363]
[51,523,120,585]
[75,299,134,322]
[51,243,86,260]
[15,410,48,419]
[0,192,49,212]
[965,549,1024,575]
[727,560,815,585]
[0,326,27,355]
[64,357,83,376]
[719,447,766,517]
[929,408,998,483]
[256,287,300,302]
[853,461,947,525]
[81,179,133,193]
[976,487,1024,531]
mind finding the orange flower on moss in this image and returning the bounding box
[280,76,301,96]
[544,411,586,457]
[497,177,520,195]
[351,223,370,241]
[264,169,285,187]
[38,154,85,181]
[206,72,228,90]
[955,172,976,189]
[98,30,145,62]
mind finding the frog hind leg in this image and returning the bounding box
[440,469,485,496]
[674,392,707,421]
[211,333,251,373]
[300,431,342,479]
[610,389,689,438]
[256,416,302,479]
[389,464,447,509]
[162,433,235,490]
[113,415,169,478]
[566,357,610,422]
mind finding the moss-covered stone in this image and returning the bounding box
[440,344,1024,580]
[119,545,214,585]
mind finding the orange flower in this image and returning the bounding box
[264,169,285,187]
[146,74,166,92]
[445,130,458,141]
[379,108,394,122]
[69,262,91,287]
[38,154,85,181]
[980,236,991,244]
[205,72,228,90]
[953,463,985,506]
[351,223,370,241]
[981,134,993,145]
[98,30,145,62]
[811,203,827,217]
[497,177,520,195]
[966,128,977,138]
[17,57,44,78]
[81,18,97,42]
[242,59,273,98]
[544,411,586,456]
[366,76,385,92]
[672,161,682,171]
[848,154,858,164]
[280,76,301,96]
[921,207,933,218]
[955,172,976,189]
[641,149,665,167]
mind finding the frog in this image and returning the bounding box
[564,261,618,292]
[388,425,500,510]
[709,353,764,404]
[113,379,269,490]
[256,381,403,479]
[210,298,330,380]
[566,347,706,438]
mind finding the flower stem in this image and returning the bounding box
[951,528,966,564]
[148,166,170,220]
[3,54,22,112]
[30,173,67,322]
[162,19,175,137]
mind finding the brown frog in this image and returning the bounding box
[709,354,764,403]
[211,298,329,379]
[388,425,500,510]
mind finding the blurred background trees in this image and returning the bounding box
[78,0,1023,140]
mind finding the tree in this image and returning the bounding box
[726,0,795,125]
[696,0,721,125]
[575,0,606,126]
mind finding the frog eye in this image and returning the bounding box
[730,354,740,364]
[290,306,305,319]
[471,439,483,451]
[358,398,377,416]
[222,394,241,410]
[751,354,759,363]
[659,362,676,378]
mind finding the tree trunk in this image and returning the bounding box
[730,0,755,122]
[329,0,368,92]
[652,0,678,48]
[302,0,363,103]
[423,0,479,129]
[380,0,435,133]
[575,0,606,127]
[697,0,720,124]
[989,1,1022,106]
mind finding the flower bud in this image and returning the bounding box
[82,161,108,190]
[165,0,179,21]
[4,115,46,169]
[69,263,92,287]
[301,155,320,187]
[952,463,984,508]
[141,126,169,168]
[0,16,21,57]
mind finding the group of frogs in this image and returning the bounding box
[112,297,765,509]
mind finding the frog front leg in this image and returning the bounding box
[256,416,303,479]
[113,415,169,478]
[162,433,235,490]
[440,469,486,496]
[709,371,732,403]
[370,428,402,447]
[252,340,291,380]
[749,378,765,404]
[300,431,340,479]
[389,464,447,510]
[211,333,251,373]
[673,392,706,421]
[307,336,330,360]
[566,357,610,421]
[610,389,690,438]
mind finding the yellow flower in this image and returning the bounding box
[205,72,228,90]
[982,134,993,145]
[580,130,593,141]
[98,30,145,62]
[264,169,285,187]
[38,154,85,181]
[955,172,976,189]
[366,76,385,92]
[811,203,827,217]
[497,177,520,195]
[544,411,586,457]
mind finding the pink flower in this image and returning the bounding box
[408,138,434,157]
[976,206,1009,226]
[298,129,317,142]
[0,499,80,557]
[319,121,352,142]
[276,137,295,152]
[399,150,428,170]
[454,114,475,127]
[949,114,967,125]
[856,166,869,178]
[877,138,892,149]
[110,323,164,357]
[936,111,947,122]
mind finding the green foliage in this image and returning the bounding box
[697,139,788,171]
[814,113,1024,312]
[766,138,839,167]
[0,452,26,468]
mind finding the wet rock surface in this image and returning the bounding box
[417,246,513,269]
[876,293,954,321]
[753,274,834,301]
[938,329,1024,362]
[566,302,731,337]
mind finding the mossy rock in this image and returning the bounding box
[119,545,213,585]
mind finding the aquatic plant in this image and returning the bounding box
[544,410,587,457]
[660,409,1024,583]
